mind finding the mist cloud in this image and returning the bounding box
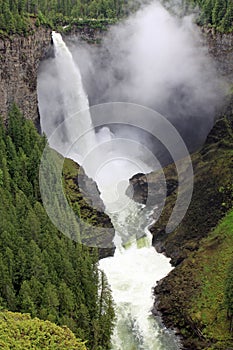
[38,0,227,158]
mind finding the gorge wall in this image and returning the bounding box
[0,23,109,124]
[128,29,233,350]
[0,23,232,125]
[150,106,233,349]
[0,26,51,123]
[203,28,233,81]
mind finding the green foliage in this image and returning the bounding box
[0,169,3,186]
[0,105,115,350]
[186,0,233,32]
[0,311,87,349]
[181,208,233,348]
[0,0,232,34]
[225,258,233,331]
[0,0,137,35]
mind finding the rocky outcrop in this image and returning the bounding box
[0,26,51,123]
[63,158,115,259]
[63,21,111,43]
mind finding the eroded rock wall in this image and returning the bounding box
[0,27,51,122]
[203,28,233,81]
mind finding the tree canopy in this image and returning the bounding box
[0,0,136,34]
[0,311,87,349]
[0,0,232,35]
[191,0,233,32]
[0,105,115,350]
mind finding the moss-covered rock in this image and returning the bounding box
[153,209,233,349]
[152,96,233,348]
[63,158,115,258]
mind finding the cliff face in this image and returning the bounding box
[129,103,233,264]
[0,26,51,123]
[128,31,233,349]
[1,24,231,125]
[63,22,111,43]
[0,23,109,124]
[129,30,233,262]
[203,29,233,80]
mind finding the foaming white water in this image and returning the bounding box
[100,195,180,349]
[40,32,180,350]
[100,244,175,349]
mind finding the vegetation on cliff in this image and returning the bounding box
[186,0,233,32]
[1,0,232,36]
[63,158,115,254]
[0,104,115,350]
[0,311,87,349]
[152,96,233,349]
[0,0,138,35]
[189,209,233,349]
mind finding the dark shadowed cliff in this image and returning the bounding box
[129,31,233,349]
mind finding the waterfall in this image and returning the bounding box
[38,32,181,349]
[39,32,96,164]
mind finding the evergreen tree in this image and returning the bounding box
[221,0,233,32]
[18,280,37,316]
[212,0,226,27]
[0,107,115,349]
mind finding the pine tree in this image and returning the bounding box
[212,0,227,27]
[202,0,214,24]
[97,271,115,349]
[1,157,11,191]
[18,280,37,316]
[41,281,59,322]
[8,104,25,151]
[221,0,233,31]
[0,107,116,349]
[58,281,75,315]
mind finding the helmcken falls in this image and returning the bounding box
[38,31,181,349]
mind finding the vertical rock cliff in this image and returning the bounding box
[0,26,51,122]
[203,29,233,81]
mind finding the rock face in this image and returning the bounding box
[0,26,51,123]
[128,92,233,350]
[64,22,111,43]
[203,28,233,81]
[128,29,233,264]
[0,23,110,124]
[128,29,233,349]
[63,158,115,259]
